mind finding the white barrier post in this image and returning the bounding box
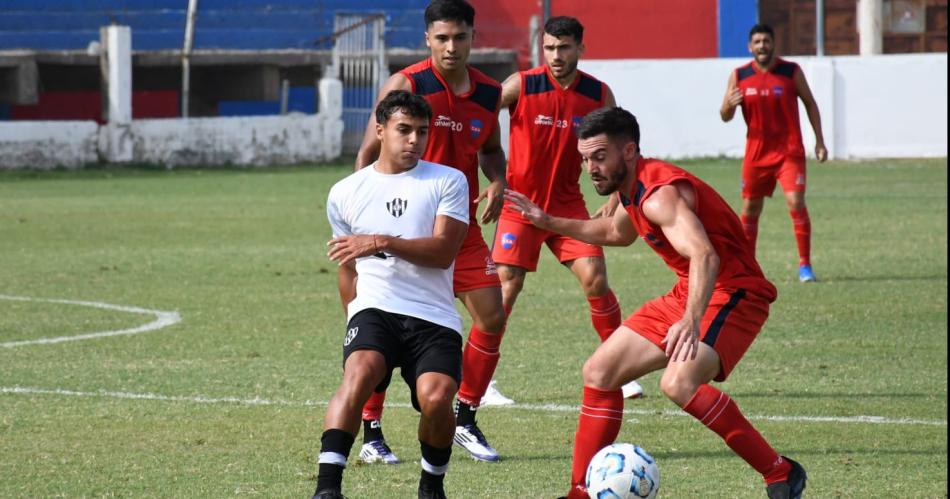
[103,25,133,163]
[319,76,344,160]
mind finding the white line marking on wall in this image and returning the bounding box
[0,295,181,348]
[1,386,944,427]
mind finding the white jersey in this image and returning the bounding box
[327,160,469,333]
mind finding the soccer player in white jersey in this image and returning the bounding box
[313,90,470,499]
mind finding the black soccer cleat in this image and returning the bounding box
[312,488,346,499]
[766,456,807,499]
[418,478,447,499]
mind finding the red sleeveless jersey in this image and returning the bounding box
[507,66,607,215]
[399,58,502,225]
[735,57,804,167]
[620,157,777,301]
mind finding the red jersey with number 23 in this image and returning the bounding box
[507,66,607,216]
[620,157,777,302]
[735,57,804,168]
[400,58,502,226]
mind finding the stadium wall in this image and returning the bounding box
[571,53,947,160]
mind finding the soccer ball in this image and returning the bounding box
[585,443,660,499]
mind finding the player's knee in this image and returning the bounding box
[582,356,617,390]
[659,372,700,407]
[415,383,456,415]
[581,273,610,297]
[475,307,507,334]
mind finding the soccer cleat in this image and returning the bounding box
[798,264,817,283]
[454,422,500,462]
[621,380,644,399]
[479,379,516,406]
[417,479,447,499]
[766,456,807,499]
[312,488,346,499]
[358,439,400,465]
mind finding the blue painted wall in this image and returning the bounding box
[718,0,759,58]
[0,0,430,51]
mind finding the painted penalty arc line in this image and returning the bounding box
[0,295,182,348]
[0,386,944,428]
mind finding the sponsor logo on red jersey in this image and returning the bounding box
[470,118,483,139]
[434,115,463,132]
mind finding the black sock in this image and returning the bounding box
[316,429,355,492]
[420,470,445,490]
[363,418,384,443]
[455,400,477,427]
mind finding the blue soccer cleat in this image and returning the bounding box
[798,264,817,283]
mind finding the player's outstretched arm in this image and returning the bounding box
[328,215,468,269]
[505,189,637,247]
[795,69,828,162]
[720,71,742,122]
[476,125,507,225]
[354,74,414,170]
[642,182,719,362]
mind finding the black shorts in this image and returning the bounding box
[343,308,463,411]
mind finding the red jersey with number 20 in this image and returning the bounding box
[620,157,777,302]
[735,57,804,168]
[507,66,607,215]
[400,58,502,225]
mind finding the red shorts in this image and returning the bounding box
[491,209,604,272]
[622,287,770,381]
[741,156,807,199]
[453,224,501,294]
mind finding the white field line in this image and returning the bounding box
[1,386,945,428]
[0,295,181,348]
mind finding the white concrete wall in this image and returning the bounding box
[128,114,341,167]
[0,121,99,169]
[569,53,947,160]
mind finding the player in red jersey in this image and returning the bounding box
[721,23,827,283]
[505,107,807,499]
[493,16,641,399]
[353,0,508,463]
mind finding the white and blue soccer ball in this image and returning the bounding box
[585,443,660,499]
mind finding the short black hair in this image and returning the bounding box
[544,16,584,44]
[375,90,432,125]
[749,24,775,41]
[424,0,475,28]
[577,107,641,149]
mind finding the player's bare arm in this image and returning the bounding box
[794,68,828,162]
[720,71,742,122]
[504,189,637,247]
[337,261,358,314]
[592,87,621,218]
[354,74,414,170]
[475,125,507,225]
[328,215,468,269]
[498,72,521,110]
[641,182,719,363]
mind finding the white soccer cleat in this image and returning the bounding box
[358,439,400,465]
[479,379,515,406]
[454,422,500,462]
[622,380,644,399]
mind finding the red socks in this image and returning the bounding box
[457,325,504,407]
[683,384,791,484]
[587,290,622,342]
[790,207,812,266]
[570,386,624,490]
[361,390,386,421]
[741,213,760,255]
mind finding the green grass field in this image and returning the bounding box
[1,158,946,498]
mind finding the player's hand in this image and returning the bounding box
[661,316,700,362]
[327,235,378,266]
[593,195,620,218]
[815,142,828,163]
[475,179,505,225]
[504,189,549,228]
[726,87,743,108]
